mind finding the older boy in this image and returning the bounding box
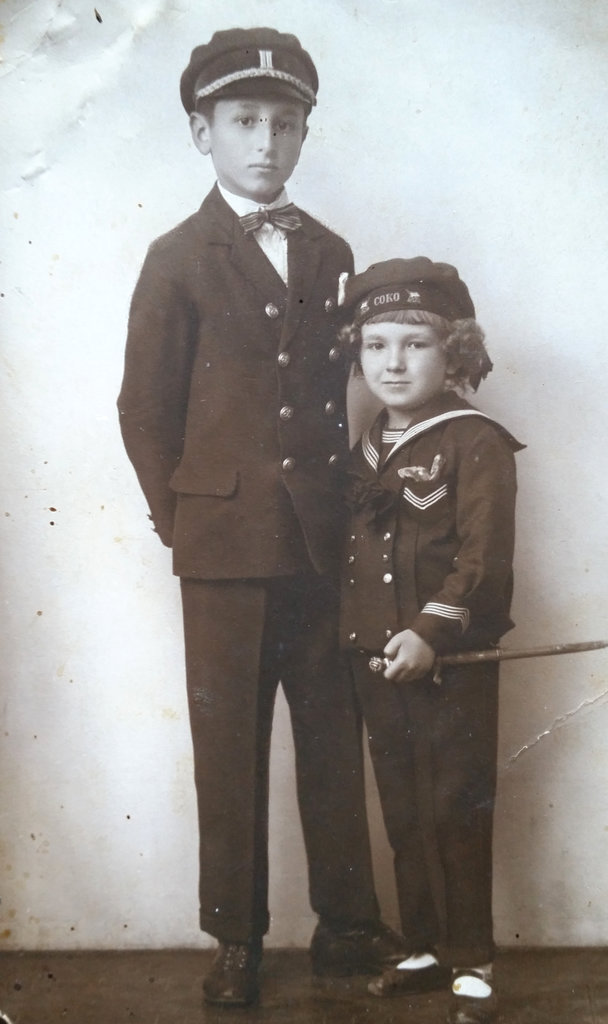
[339,258,524,1024]
[117,28,404,1008]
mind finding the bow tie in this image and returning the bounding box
[239,203,302,234]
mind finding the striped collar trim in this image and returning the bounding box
[362,408,491,473]
[381,428,406,444]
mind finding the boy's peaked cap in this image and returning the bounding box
[343,257,476,324]
[181,27,318,113]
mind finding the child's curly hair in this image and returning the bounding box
[339,308,493,392]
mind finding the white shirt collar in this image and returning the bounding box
[217,181,289,217]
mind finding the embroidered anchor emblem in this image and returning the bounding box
[398,453,445,483]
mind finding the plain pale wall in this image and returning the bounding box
[1,0,607,950]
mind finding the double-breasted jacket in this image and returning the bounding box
[341,392,525,655]
[117,185,353,579]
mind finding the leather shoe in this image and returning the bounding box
[368,960,450,997]
[203,940,262,1007]
[447,972,498,1023]
[310,919,409,977]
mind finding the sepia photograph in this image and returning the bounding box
[1,1,607,1021]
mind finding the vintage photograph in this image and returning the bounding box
[1,1,607,1021]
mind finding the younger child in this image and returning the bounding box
[339,258,524,1024]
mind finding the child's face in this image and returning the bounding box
[360,321,449,427]
[190,96,308,203]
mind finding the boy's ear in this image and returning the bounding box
[294,121,308,162]
[189,111,212,156]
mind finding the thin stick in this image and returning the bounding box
[367,640,608,681]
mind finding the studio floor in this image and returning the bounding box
[1,948,606,1024]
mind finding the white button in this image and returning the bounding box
[324,400,336,415]
[350,535,356,543]
[265,302,279,318]
[325,297,335,312]
[383,573,393,584]
[282,457,296,472]
[328,454,339,466]
[385,629,393,639]
[348,579,356,587]
[382,553,389,562]
[348,555,355,564]
[383,532,391,542]
[277,352,290,366]
[279,405,294,420]
[349,632,357,643]
[328,347,340,362]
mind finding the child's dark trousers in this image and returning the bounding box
[350,652,499,966]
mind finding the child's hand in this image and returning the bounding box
[382,630,436,683]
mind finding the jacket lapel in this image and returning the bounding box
[198,189,334,351]
[230,223,288,299]
[201,186,287,301]
[281,218,322,348]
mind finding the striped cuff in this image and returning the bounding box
[421,602,470,633]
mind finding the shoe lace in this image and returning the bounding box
[220,943,251,970]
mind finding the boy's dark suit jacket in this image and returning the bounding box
[117,188,382,941]
[118,185,353,580]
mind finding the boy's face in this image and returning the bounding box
[190,96,308,203]
[360,321,449,428]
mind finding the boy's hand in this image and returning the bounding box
[382,630,436,683]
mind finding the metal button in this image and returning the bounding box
[277,351,290,367]
[350,535,356,543]
[348,579,356,587]
[325,297,336,312]
[328,454,339,467]
[282,457,296,472]
[383,532,391,542]
[324,400,336,415]
[385,630,393,639]
[265,302,279,319]
[348,555,355,564]
[328,346,340,362]
[349,632,357,643]
[382,553,389,562]
[383,573,393,584]
[279,405,294,420]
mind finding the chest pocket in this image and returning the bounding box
[398,453,451,524]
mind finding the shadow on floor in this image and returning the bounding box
[1,948,607,1024]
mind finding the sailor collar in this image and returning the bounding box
[361,397,495,474]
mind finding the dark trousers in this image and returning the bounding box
[181,575,379,943]
[351,653,498,966]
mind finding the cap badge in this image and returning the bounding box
[259,49,273,68]
[406,289,421,304]
[359,298,370,316]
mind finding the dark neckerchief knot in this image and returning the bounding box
[347,473,400,527]
[239,203,302,234]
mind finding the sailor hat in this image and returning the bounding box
[342,257,476,325]
[180,27,318,113]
